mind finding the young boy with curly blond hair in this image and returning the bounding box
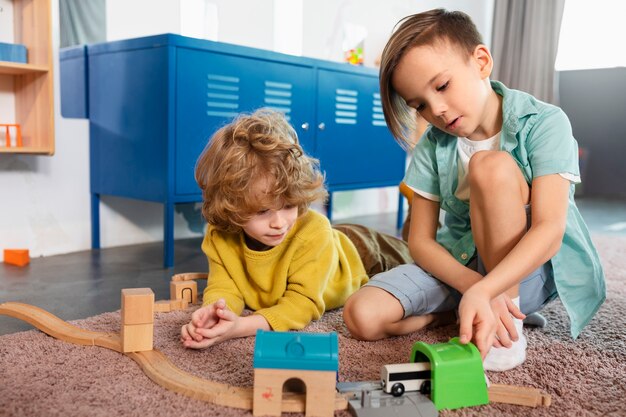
[181,109,414,349]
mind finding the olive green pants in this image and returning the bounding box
[333,224,413,278]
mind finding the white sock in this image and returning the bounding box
[483,297,527,372]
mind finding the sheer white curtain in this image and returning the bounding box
[60,0,106,47]
[490,0,565,104]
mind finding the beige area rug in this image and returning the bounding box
[1,235,625,417]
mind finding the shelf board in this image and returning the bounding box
[0,61,49,75]
[0,146,53,155]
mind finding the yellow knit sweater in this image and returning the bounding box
[201,210,367,331]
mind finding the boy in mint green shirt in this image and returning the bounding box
[343,9,605,372]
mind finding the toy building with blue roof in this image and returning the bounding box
[253,330,339,417]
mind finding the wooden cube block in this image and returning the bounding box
[3,249,30,267]
[170,280,197,304]
[121,288,154,325]
[154,300,171,313]
[121,323,153,352]
[170,298,189,311]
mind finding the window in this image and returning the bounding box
[555,0,626,71]
[60,0,106,48]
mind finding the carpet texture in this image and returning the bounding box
[1,235,625,417]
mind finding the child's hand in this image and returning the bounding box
[459,288,526,358]
[489,294,525,348]
[180,299,226,346]
[458,287,497,358]
[181,301,240,349]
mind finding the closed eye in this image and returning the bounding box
[436,81,449,92]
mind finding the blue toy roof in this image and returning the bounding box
[253,330,339,372]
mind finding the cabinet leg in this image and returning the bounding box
[91,193,101,249]
[164,202,174,268]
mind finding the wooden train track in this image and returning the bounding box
[0,302,347,412]
[0,301,549,411]
[0,302,122,352]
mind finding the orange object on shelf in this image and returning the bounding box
[4,249,30,267]
[0,124,22,147]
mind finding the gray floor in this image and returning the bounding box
[1,197,624,336]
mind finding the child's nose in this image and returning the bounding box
[270,212,286,228]
[432,99,447,117]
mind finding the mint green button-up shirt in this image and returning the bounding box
[404,80,605,339]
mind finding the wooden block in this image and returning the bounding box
[121,288,154,325]
[154,300,171,313]
[154,298,189,313]
[121,323,153,352]
[488,384,552,407]
[170,280,198,304]
[4,249,30,267]
[170,298,189,311]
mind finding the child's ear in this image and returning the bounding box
[472,44,493,79]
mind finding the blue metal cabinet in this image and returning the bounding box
[316,68,405,189]
[60,34,406,268]
[175,48,316,195]
[89,45,171,202]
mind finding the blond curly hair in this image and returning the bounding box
[195,109,327,233]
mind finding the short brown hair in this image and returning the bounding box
[195,109,327,233]
[379,9,484,148]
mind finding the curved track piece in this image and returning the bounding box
[0,301,348,412]
[171,272,207,281]
[128,349,253,409]
[129,351,347,411]
[0,302,121,352]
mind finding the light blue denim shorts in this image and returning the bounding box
[364,206,558,317]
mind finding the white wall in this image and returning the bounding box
[300,0,493,219]
[106,0,181,41]
[302,0,493,68]
[0,0,494,260]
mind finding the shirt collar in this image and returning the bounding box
[491,80,538,152]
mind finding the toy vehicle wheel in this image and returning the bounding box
[391,383,405,397]
[420,380,431,395]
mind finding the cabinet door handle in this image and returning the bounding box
[318,122,326,131]
[301,122,309,131]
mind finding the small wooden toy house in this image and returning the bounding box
[253,330,339,417]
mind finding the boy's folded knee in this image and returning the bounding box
[343,300,385,341]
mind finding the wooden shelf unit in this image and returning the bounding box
[0,0,55,155]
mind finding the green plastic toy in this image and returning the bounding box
[410,337,488,410]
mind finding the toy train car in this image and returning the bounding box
[380,362,431,397]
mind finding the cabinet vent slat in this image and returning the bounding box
[336,103,357,111]
[264,81,292,120]
[335,89,358,124]
[206,73,240,118]
[371,92,386,127]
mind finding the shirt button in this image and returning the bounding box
[460,253,468,260]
